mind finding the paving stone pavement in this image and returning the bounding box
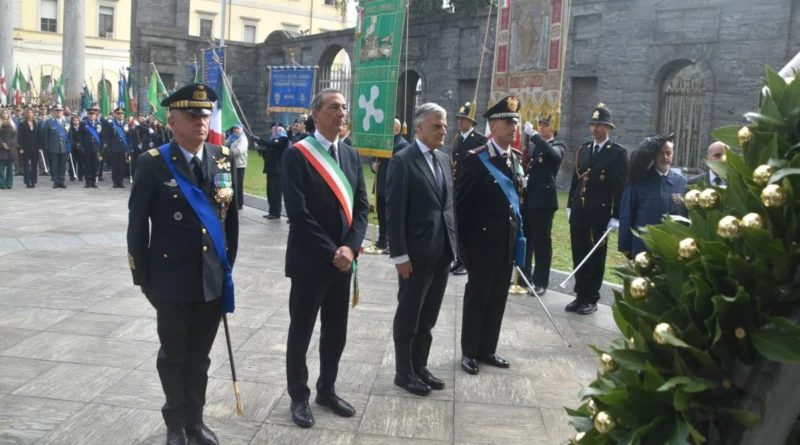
[0,181,621,445]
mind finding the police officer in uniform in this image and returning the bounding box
[566,104,628,315]
[128,114,152,178]
[456,96,525,375]
[127,83,238,445]
[450,102,487,275]
[80,104,103,188]
[521,116,564,295]
[42,105,71,188]
[104,107,130,188]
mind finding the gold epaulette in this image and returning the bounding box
[221,147,230,156]
[128,253,136,270]
[511,147,523,157]
[466,145,488,156]
[148,148,160,157]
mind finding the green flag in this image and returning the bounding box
[121,74,132,119]
[351,0,407,158]
[147,67,169,124]
[13,67,28,93]
[219,74,241,130]
[99,72,111,116]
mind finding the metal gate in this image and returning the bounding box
[657,67,706,169]
[317,63,353,113]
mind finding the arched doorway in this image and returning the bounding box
[655,61,711,170]
[317,45,352,105]
[396,70,422,140]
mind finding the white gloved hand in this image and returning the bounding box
[566,208,571,221]
[133,120,139,127]
[607,218,620,231]
[523,122,534,136]
[149,128,154,134]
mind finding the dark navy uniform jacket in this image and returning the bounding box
[567,140,629,229]
[524,134,563,211]
[127,142,239,305]
[618,168,687,257]
[79,118,104,154]
[376,133,409,197]
[103,119,130,154]
[451,129,488,177]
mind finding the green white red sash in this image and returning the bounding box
[294,136,354,227]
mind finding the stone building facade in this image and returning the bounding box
[130,0,800,188]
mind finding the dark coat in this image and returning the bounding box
[451,129,487,177]
[567,140,629,229]
[385,142,457,264]
[618,168,687,257]
[17,121,40,158]
[128,124,152,153]
[151,127,172,147]
[42,118,71,154]
[79,119,104,155]
[256,135,289,175]
[0,122,18,160]
[281,136,370,278]
[127,142,239,305]
[455,141,523,269]
[376,133,409,197]
[103,119,130,153]
[524,135,564,211]
[69,125,82,154]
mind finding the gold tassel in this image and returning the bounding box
[234,382,243,416]
[402,122,408,135]
[351,259,360,307]
[553,111,561,131]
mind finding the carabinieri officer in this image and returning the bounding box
[127,83,239,445]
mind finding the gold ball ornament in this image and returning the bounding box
[599,353,619,372]
[684,189,702,209]
[735,327,747,340]
[594,411,617,434]
[629,277,652,300]
[633,252,655,274]
[761,184,787,208]
[723,379,733,390]
[699,188,720,209]
[738,126,753,146]
[587,399,598,416]
[741,213,764,229]
[679,238,699,260]
[753,165,773,186]
[628,336,636,348]
[572,432,586,444]
[717,216,743,240]
[654,323,676,345]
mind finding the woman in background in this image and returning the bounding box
[17,109,40,188]
[0,109,19,189]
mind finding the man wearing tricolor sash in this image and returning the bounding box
[282,89,369,429]
[127,83,239,445]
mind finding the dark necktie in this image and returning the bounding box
[191,156,204,186]
[328,143,338,166]
[429,151,445,198]
[712,176,722,186]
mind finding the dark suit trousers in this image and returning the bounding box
[286,265,350,402]
[156,298,222,428]
[461,258,513,358]
[236,168,245,210]
[376,194,388,248]
[111,152,126,185]
[523,209,555,287]
[569,224,608,304]
[49,153,67,184]
[267,173,282,216]
[83,152,98,184]
[393,253,450,375]
[23,155,38,185]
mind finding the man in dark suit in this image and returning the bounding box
[373,118,409,252]
[456,96,526,375]
[127,83,239,445]
[282,89,369,429]
[521,116,564,295]
[79,104,103,188]
[254,125,289,219]
[449,102,487,276]
[386,103,457,395]
[42,105,71,188]
[688,141,727,187]
[103,107,130,188]
[566,104,629,315]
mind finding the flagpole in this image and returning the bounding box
[469,0,495,122]
[209,47,253,137]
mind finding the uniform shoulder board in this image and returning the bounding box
[466,145,488,156]
[148,148,160,157]
[510,147,523,157]
[221,146,230,156]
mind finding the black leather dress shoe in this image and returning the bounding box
[461,356,478,375]
[565,299,581,312]
[315,392,356,417]
[290,400,315,428]
[449,260,462,273]
[577,303,598,315]
[418,367,445,390]
[266,214,280,220]
[383,247,391,255]
[533,286,546,296]
[185,422,218,445]
[90,183,98,188]
[452,265,467,275]
[480,354,510,368]
[394,373,431,396]
[165,427,187,445]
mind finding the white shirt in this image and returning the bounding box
[491,139,508,156]
[391,139,442,266]
[179,145,204,166]
[592,137,609,152]
[314,130,340,166]
[460,128,474,140]
[709,170,725,187]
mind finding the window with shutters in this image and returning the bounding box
[200,19,213,39]
[243,24,257,43]
[98,6,115,38]
[40,0,58,33]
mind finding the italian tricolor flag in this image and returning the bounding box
[293,136,354,227]
[209,72,241,145]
